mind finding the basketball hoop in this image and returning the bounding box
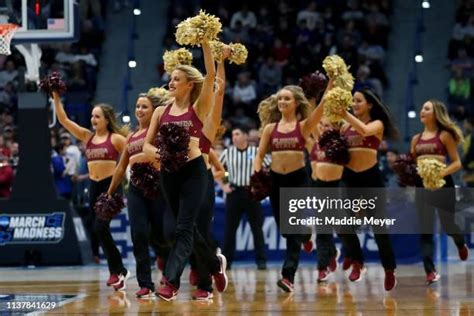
[0,23,19,56]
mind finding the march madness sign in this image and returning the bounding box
[0,213,65,245]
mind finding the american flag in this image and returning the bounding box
[47,18,65,30]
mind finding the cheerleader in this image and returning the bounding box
[410,99,468,284]
[143,41,227,301]
[52,91,129,290]
[105,90,171,297]
[338,88,398,291]
[188,49,229,293]
[254,85,326,292]
[309,118,343,282]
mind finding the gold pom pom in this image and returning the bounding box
[229,43,248,65]
[334,72,354,91]
[163,48,193,74]
[175,10,222,46]
[324,87,353,123]
[210,40,226,63]
[322,55,349,79]
[416,158,447,189]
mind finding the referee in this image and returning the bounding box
[220,125,268,270]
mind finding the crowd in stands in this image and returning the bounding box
[448,0,474,187]
[160,0,392,140]
[2,0,473,199]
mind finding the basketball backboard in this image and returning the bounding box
[0,0,79,43]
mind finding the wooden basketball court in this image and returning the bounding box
[0,262,472,315]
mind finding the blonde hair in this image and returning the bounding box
[428,99,464,144]
[139,87,171,108]
[257,85,310,133]
[94,104,129,137]
[174,65,204,104]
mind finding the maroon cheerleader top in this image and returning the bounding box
[199,134,212,155]
[310,141,332,163]
[343,126,381,151]
[269,122,305,152]
[127,128,147,158]
[85,133,119,162]
[159,104,203,140]
[415,130,447,157]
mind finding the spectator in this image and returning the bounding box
[0,134,11,158]
[248,128,260,147]
[353,64,376,93]
[2,125,14,142]
[342,0,365,22]
[272,38,291,66]
[0,82,17,107]
[0,60,18,87]
[450,47,474,78]
[296,2,322,31]
[232,72,257,108]
[449,67,471,104]
[51,144,75,200]
[9,141,19,170]
[60,132,82,168]
[259,56,282,97]
[0,154,13,198]
[230,4,257,30]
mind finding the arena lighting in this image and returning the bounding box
[133,8,141,15]
[122,114,131,123]
[422,0,430,9]
[415,54,424,63]
[128,59,137,68]
[408,110,417,118]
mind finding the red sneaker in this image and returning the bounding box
[342,257,353,271]
[349,262,366,282]
[136,287,154,299]
[384,269,397,291]
[212,254,228,292]
[192,289,214,301]
[156,282,179,301]
[458,244,469,261]
[329,248,341,272]
[113,270,131,291]
[317,268,331,283]
[426,271,440,284]
[106,274,120,287]
[277,278,294,292]
[189,268,198,286]
[157,257,165,271]
[303,239,314,253]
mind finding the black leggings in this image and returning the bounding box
[415,175,465,273]
[89,177,126,275]
[340,165,397,270]
[270,167,311,283]
[190,169,216,290]
[128,182,171,290]
[160,156,220,290]
[312,179,339,270]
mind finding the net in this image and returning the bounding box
[0,24,19,55]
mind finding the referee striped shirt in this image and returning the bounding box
[219,145,271,187]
